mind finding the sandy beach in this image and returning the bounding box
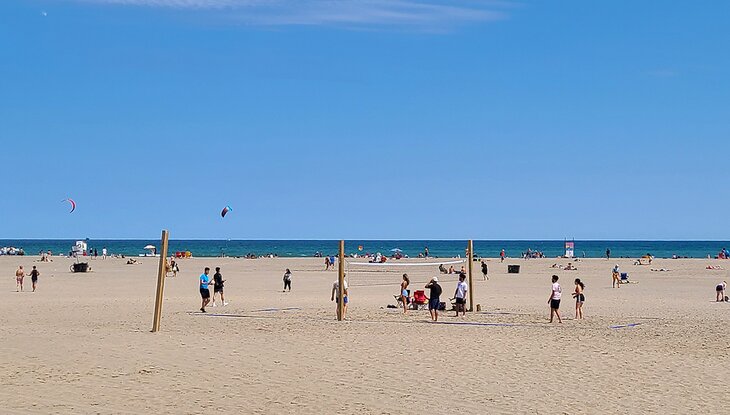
[2,255,728,414]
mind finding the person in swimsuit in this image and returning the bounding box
[400,274,410,314]
[612,264,621,288]
[716,281,727,302]
[15,265,25,292]
[331,278,349,320]
[283,268,292,292]
[29,266,40,292]
[500,249,505,263]
[548,275,562,323]
[572,278,585,319]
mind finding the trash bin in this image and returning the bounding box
[71,262,89,273]
[507,265,520,274]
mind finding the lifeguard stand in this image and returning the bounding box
[564,240,575,258]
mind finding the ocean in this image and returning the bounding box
[0,240,728,259]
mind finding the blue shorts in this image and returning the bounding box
[428,297,440,310]
[337,296,349,304]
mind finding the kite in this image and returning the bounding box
[63,198,76,213]
[221,206,232,218]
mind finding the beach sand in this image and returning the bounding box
[1,255,728,414]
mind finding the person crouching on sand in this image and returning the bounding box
[548,275,562,323]
[199,267,213,312]
[716,281,727,302]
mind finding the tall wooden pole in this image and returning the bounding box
[151,230,170,332]
[337,240,345,321]
[467,239,474,312]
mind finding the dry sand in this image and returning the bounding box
[1,255,729,414]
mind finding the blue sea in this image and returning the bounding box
[0,240,728,259]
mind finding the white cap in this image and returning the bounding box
[432,277,438,282]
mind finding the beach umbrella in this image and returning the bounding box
[144,245,155,250]
[390,248,402,253]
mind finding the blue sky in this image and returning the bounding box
[1,0,728,240]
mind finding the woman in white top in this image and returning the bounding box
[548,275,562,323]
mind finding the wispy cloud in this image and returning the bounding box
[76,0,511,29]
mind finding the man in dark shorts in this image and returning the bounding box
[453,273,468,317]
[30,266,40,292]
[212,267,227,307]
[548,275,562,323]
[425,277,442,321]
[199,267,212,312]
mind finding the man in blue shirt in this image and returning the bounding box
[199,267,212,312]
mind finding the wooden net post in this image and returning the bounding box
[337,240,345,321]
[467,239,474,312]
[151,230,170,332]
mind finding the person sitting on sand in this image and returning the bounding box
[448,265,455,274]
[439,264,447,274]
[564,262,577,271]
[612,265,621,288]
[572,278,585,320]
[716,281,727,302]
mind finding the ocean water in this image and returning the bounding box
[0,240,728,259]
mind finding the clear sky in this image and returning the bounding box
[1,1,728,240]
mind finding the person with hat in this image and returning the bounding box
[425,277,442,321]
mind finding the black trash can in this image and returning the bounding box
[507,265,520,274]
[71,262,89,273]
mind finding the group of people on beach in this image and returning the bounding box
[397,273,469,321]
[198,267,227,312]
[14,265,40,292]
[547,275,586,323]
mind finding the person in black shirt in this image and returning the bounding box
[425,277,442,321]
[212,267,227,307]
[481,260,489,280]
[30,266,40,292]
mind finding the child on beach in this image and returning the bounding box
[572,278,585,319]
[716,281,727,302]
[15,265,25,292]
[400,274,410,314]
[548,275,562,323]
[283,268,292,292]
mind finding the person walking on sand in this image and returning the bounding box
[572,278,585,319]
[500,249,505,263]
[481,260,489,280]
[612,264,621,288]
[15,265,25,292]
[199,267,213,312]
[454,273,468,317]
[400,274,410,314]
[548,275,562,323]
[606,248,611,260]
[425,277,442,321]
[29,266,40,292]
[331,277,349,320]
[716,281,727,302]
[324,256,331,270]
[283,268,292,292]
[102,247,107,260]
[211,267,227,307]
